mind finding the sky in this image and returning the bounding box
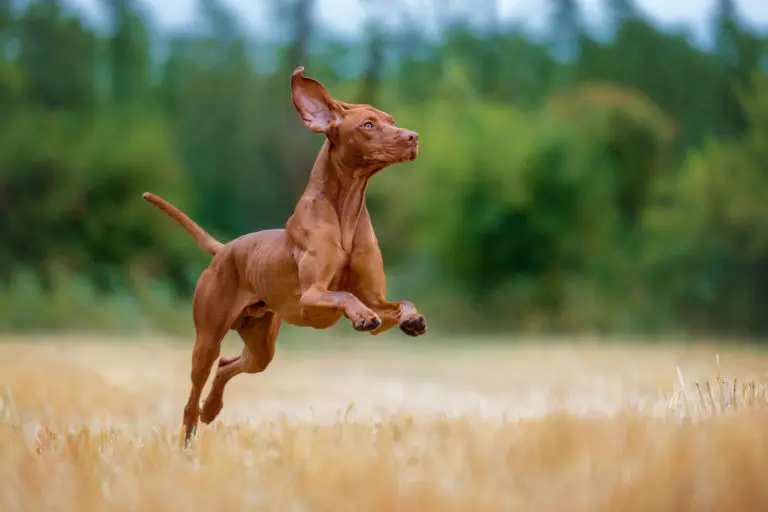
[66,0,768,44]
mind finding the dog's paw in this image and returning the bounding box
[399,314,426,337]
[200,397,223,425]
[353,312,382,332]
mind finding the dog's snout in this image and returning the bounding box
[401,130,419,143]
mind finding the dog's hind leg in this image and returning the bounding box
[182,329,224,445]
[182,268,246,446]
[199,313,282,425]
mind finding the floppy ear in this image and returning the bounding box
[291,66,341,134]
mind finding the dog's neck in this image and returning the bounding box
[300,140,374,252]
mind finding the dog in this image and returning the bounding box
[143,66,427,445]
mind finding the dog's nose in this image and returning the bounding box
[401,130,419,143]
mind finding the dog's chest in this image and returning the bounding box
[329,263,353,292]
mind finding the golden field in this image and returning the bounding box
[2,331,768,511]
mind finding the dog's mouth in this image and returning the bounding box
[380,142,418,165]
[401,142,418,162]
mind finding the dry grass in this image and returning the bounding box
[2,332,768,511]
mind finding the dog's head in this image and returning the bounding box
[290,66,418,173]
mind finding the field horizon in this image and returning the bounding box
[2,333,768,511]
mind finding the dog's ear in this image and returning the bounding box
[291,66,341,134]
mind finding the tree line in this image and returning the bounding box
[0,0,767,337]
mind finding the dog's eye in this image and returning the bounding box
[363,121,374,129]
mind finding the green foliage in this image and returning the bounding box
[16,0,96,108]
[373,77,676,332]
[0,105,202,295]
[642,74,768,335]
[0,266,192,334]
[0,0,767,337]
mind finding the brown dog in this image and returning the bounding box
[143,66,427,445]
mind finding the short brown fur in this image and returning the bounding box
[143,66,427,445]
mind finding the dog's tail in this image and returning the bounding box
[142,192,224,256]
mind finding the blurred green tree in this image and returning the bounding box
[0,0,767,336]
[17,0,95,108]
[102,0,150,103]
[643,73,768,335]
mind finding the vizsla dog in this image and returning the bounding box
[142,66,427,445]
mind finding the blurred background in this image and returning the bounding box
[0,0,766,340]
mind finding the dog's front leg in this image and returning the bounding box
[366,295,426,337]
[296,246,382,332]
[349,243,427,337]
